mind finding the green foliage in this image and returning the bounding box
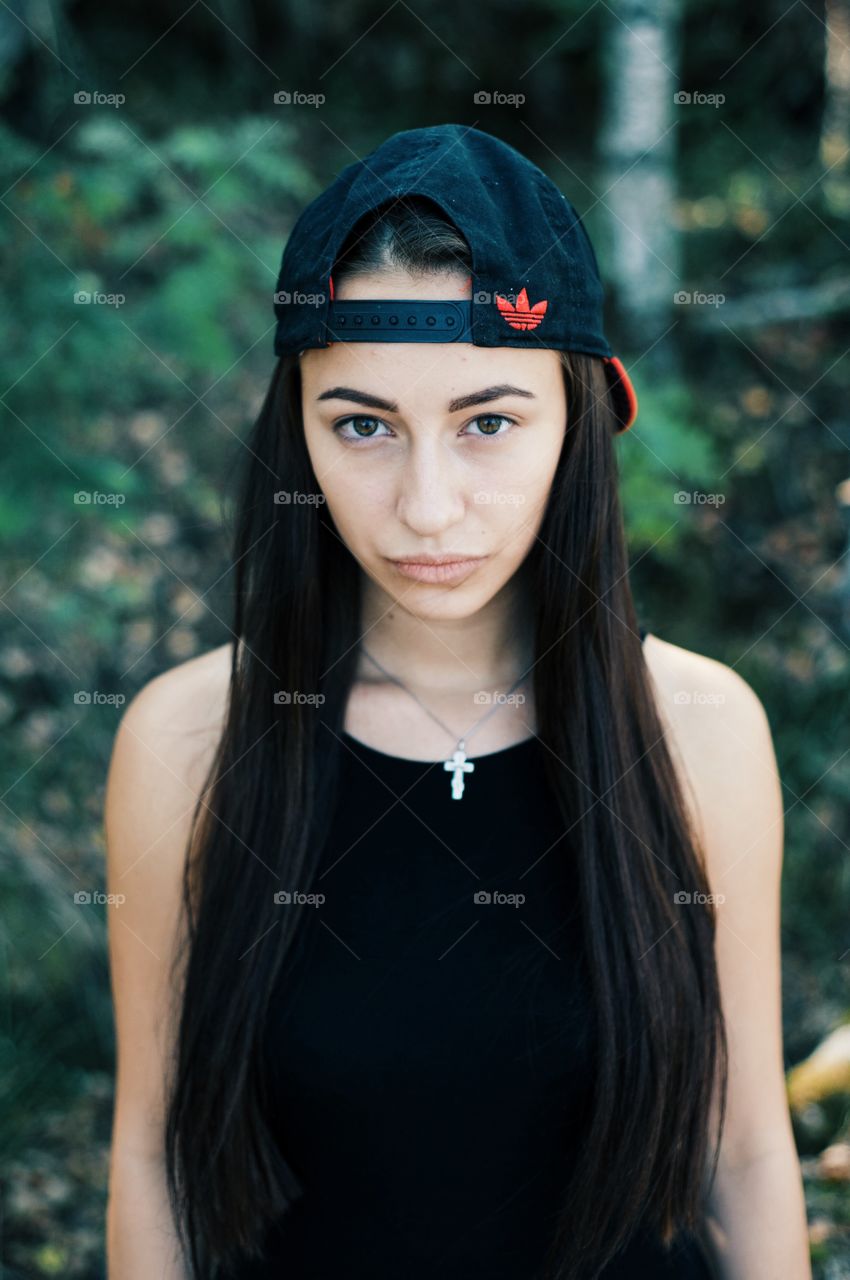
[1,113,312,524]
[1,111,313,1275]
[620,377,719,549]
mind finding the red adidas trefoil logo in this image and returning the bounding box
[495,287,548,331]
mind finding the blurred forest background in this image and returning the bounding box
[2,0,850,1275]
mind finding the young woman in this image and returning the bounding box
[104,125,811,1280]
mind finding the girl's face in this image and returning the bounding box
[299,269,568,622]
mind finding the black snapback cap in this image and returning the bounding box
[272,123,638,433]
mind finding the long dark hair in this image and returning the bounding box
[163,194,728,1279]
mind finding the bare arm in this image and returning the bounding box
[106,1151,187,1280]
[701,1145,812,1280]
[104,648,229,1278]
[700,682,810,1279]
[646,638,812,1280]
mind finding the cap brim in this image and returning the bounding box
[603,356,638,433]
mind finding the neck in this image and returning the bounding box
[356,569,535,697]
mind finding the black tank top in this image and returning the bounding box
[236,626,712,1279]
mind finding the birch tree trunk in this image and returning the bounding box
[820,0,850,170]
[597,0,682,375]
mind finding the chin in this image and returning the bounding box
[382,578,501,621]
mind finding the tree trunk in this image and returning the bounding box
[820,0,850,170]
[598,0,682,377]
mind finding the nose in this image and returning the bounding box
[394,433,466,536]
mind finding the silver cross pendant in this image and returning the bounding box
[443,746,475,800]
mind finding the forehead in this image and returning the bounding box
[333,267,472,301]
[300,339,563,408]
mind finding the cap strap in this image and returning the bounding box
[325,299,474,343]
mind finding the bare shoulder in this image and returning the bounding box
[104,640,234,882]
[641,632,782,881]
[117,640,234,778]
[641,631,771,741]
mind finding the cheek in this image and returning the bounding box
[476,434,562,511]
[484,440,563,554]
[321,465,389,512]
[313,467,393,554]
[489,500,543,567]
[304,425,383,518]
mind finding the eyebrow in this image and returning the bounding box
[315,384,536,413]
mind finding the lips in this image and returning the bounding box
[390,555,484,566]
[386,555,486,584]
